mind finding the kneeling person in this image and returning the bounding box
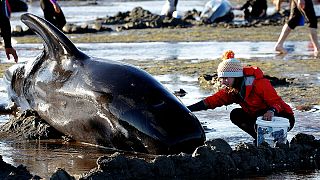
[187,50,295,139]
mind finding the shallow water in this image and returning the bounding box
[1,0,320,178]
[0,41,318,63]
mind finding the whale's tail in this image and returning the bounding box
[20,13,88,60]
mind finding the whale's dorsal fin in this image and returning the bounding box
[21,13,88,60]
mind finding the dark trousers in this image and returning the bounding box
[230,108,295,139]
[288,0,317,29]
[40,0,66,30]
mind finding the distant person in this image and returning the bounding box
[234,0,267,21]
[200,0,234,23]
[187,50,295,140]
[0,0,18,62]
[274,0,320,55]
[161,0,178,17]
[40,0,66,30]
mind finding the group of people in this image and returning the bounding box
[162,0,320,55]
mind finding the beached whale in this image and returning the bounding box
[3,13,205,154]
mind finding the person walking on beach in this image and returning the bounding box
[40,0,66,30]
[187,50,295,140]
[0,0,18,62]
[274,0,320,55]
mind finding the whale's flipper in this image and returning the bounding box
[21,13,88,60]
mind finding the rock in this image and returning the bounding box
[13,25,23,33]
[205,138,233,154]
[127,158,153,179]
[198,73,220,91]
[152,155,175,177]
[80,23,89,30]
[97,152,129,171]
[291,133,316,145]
[173,88,187,97]
[0,109,66,141]
[50,168,75,180]
[264,75,293,87]
[0,156,35,179]
[93,22,102,31]
[296,105,313,111]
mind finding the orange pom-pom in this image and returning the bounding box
[222,50,235,60]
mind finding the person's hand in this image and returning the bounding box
[298,0,305,9]
[5,47,18,63]
[53,4,61,13]
[262,110,274,121]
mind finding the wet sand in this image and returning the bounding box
[13,25,312,43]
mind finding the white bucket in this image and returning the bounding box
[256,116,290,147]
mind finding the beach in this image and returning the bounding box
[0,0,320,179]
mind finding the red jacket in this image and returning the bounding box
[204,66,293,117]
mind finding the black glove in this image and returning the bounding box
[187,100,207,112]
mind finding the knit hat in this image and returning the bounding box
[217,50,243,78]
